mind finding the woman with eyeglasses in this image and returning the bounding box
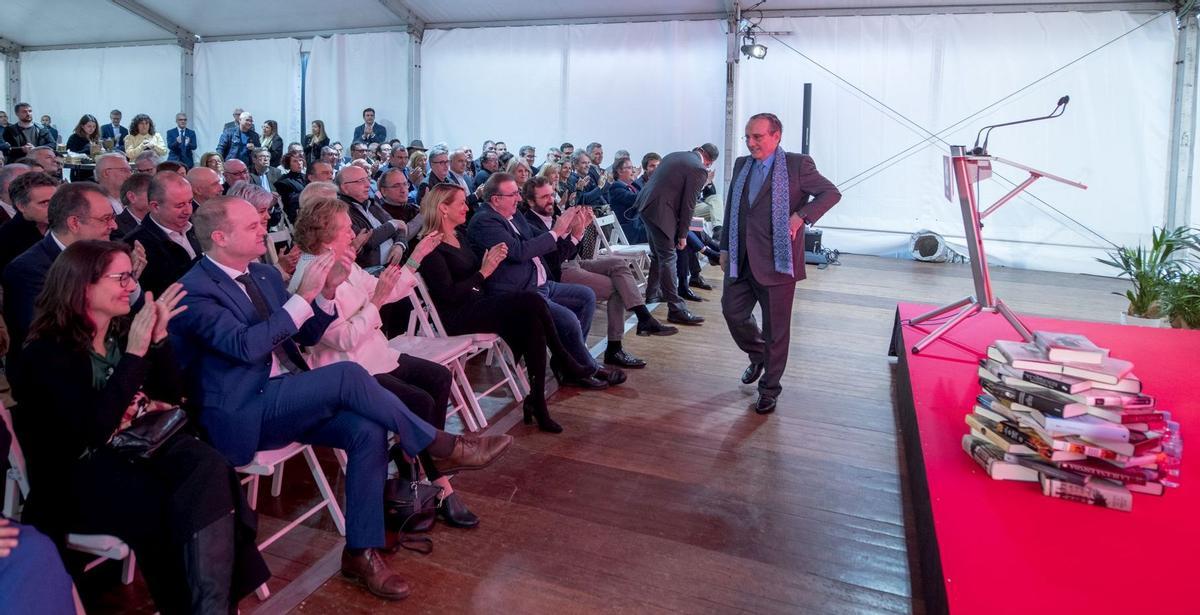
[13,240,269,614]
[199,152,224,183]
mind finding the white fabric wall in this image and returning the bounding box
[421,20,726,183]
[20,45,182,149]
[736,11,1175,276]
[305,32,409,148]
[194,38,302,157]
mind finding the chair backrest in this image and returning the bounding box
[592,214,616,254]
[411,272,452,337]
[1,403,31,499]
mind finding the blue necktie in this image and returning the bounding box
[748,160,768,204]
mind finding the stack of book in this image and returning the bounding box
[961,331,1183,512]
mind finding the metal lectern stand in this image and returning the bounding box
[908,145,1088,354]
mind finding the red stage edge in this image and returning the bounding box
[890,308,949,615]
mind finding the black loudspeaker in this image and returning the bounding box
[804,228,822,253]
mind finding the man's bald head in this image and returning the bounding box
[186,166,223,204]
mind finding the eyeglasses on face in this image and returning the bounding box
[101,271,137,287]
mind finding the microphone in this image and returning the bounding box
[970,95,1071,156]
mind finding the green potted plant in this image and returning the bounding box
[1096,226,1198,326]
[1161,270,1200,329]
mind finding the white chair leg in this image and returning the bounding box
[255,583,271,601]
[303,446,346,536]
[3,478,18,518]
[494,345,527,402]
[270,460,285,498]
[72,584,86,615]
[245,476,260,510]
[333,449,348,475]
[453,363,489,429]
[447,367,480,432]
[121,552,136,585]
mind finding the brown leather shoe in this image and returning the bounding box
[341,548,411,600]
[431,434,513,474]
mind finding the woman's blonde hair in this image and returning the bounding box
[420,183,466,238]
[293,197,349,253]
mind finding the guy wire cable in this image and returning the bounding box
[764,10,1172,249]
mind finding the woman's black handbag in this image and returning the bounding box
[108,407,189,460]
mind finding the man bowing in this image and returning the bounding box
[721,113,841,415]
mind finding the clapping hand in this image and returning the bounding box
[480,243,509,278]
[126,291,158,357]
[408,231,443,267]
[0,518,20,558]
[350,229,371,254]
[372,264,404,307]
[131,240,148,279]
[551,207,577,237]
[323,246,355,299]
[295,252,335,302]
[278,244,301,276]
[151,283,188,343]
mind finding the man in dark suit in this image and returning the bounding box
[721,113,841,414]
[2,103,55,158]
[566,151,607,206]
[473,151,499,188]
[336,165,407,268]
[100,110,128,153]
[467,173,621,389]
[521,177,676,369]
[168,196,511,600]
[249,149,282,193]
[216,112,261,165]
[634,144,716,326]
[112,173,153,238]
[0,172,55,274]
[352,108,387,145]
[222,107,244,133]
[3,183,119,375]
[123,173,201,296]
[166,113,197,169]
[415,148,455,206]
[38,115,59,144]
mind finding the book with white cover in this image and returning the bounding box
[1032,331,1108,364]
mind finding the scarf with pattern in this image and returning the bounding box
[727,146,792,278]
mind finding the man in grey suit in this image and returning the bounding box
[634,143,718,326]
[721,113,841,414]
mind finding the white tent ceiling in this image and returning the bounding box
[0,0,1170,49]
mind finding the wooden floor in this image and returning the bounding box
[65,254,1128,614]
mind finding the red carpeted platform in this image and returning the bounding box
[891,303,1200,615]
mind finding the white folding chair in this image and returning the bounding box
[592,213,650,286]
[1,404,136,585]
[408,273,529,425]
[237,442,346,600]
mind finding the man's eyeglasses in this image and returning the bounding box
[343,177,370,185]
[79,213,116,225]
[430,159,449,165]
[494,191,520,198]
[101,271,137,287]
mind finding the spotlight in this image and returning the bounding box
[741,41,768,59]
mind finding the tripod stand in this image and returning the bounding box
[908,145,1087,353]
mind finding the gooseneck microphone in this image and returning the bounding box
[971,95,1070,156]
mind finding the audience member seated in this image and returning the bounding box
[585,142,606,185]
[407,151,427,194]
[4,182,119,376]
[227,181,299,280]
[474,150,499,188]
[336,165,407,269]
[1,418,76,615]
[260,120,283,168]
[0,164,32,224]
[634,152,660,191]
[30,146,63,179]
[466,173,624,390]
[0,172,56,273]
[377,168,418,234]
[100,109,128,153]
[2,103,55,157]
[13,241,269,613]
[250,149,281,196]
[521,177,676,368]
[166,113,197,169]
[276,151,308,223]
[156,161,187,175]
[114,172,154,238]
[416,148,453,205]
[199,151,224,180]
[448,149,474,192]
[505,158,532,195]
[94,153,133,213]
[185,166,223,209]
[353,108,387,145]
[320,145,341,171]
[289,197,479,527]
[303,120,330,166]
[535,163,566,209]
[307,160,334,184]
[222,159,253,194]
[124,172,200,296]
[376,145,409,182]
[65,114,101,181]
[216,112,260,165]
[566,151,606,206]
[607,156,646,243]
[133,150,159,175]
[168,195,513,600]
[416,184,595,433]
[123,114,167,162]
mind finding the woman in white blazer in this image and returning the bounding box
[288,196,480,528]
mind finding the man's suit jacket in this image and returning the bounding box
[634,150,708,243]
[166,127,197,168]
[353,124,387,145]
[100,124,129,151]
[112,210,142,240]
[521,207,581,283]
[0,213,44,275]
[720,152,841,286]
[466,204,558,295]
[2,234,63,371]
[2,124,54,151]
[340,195,403,269]
[123,217,202,296]
[168,258,336,465]
[216,127,261,165]
[250,166,282,193]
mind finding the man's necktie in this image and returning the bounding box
[748,160,768,205]
[235,272,309,374]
